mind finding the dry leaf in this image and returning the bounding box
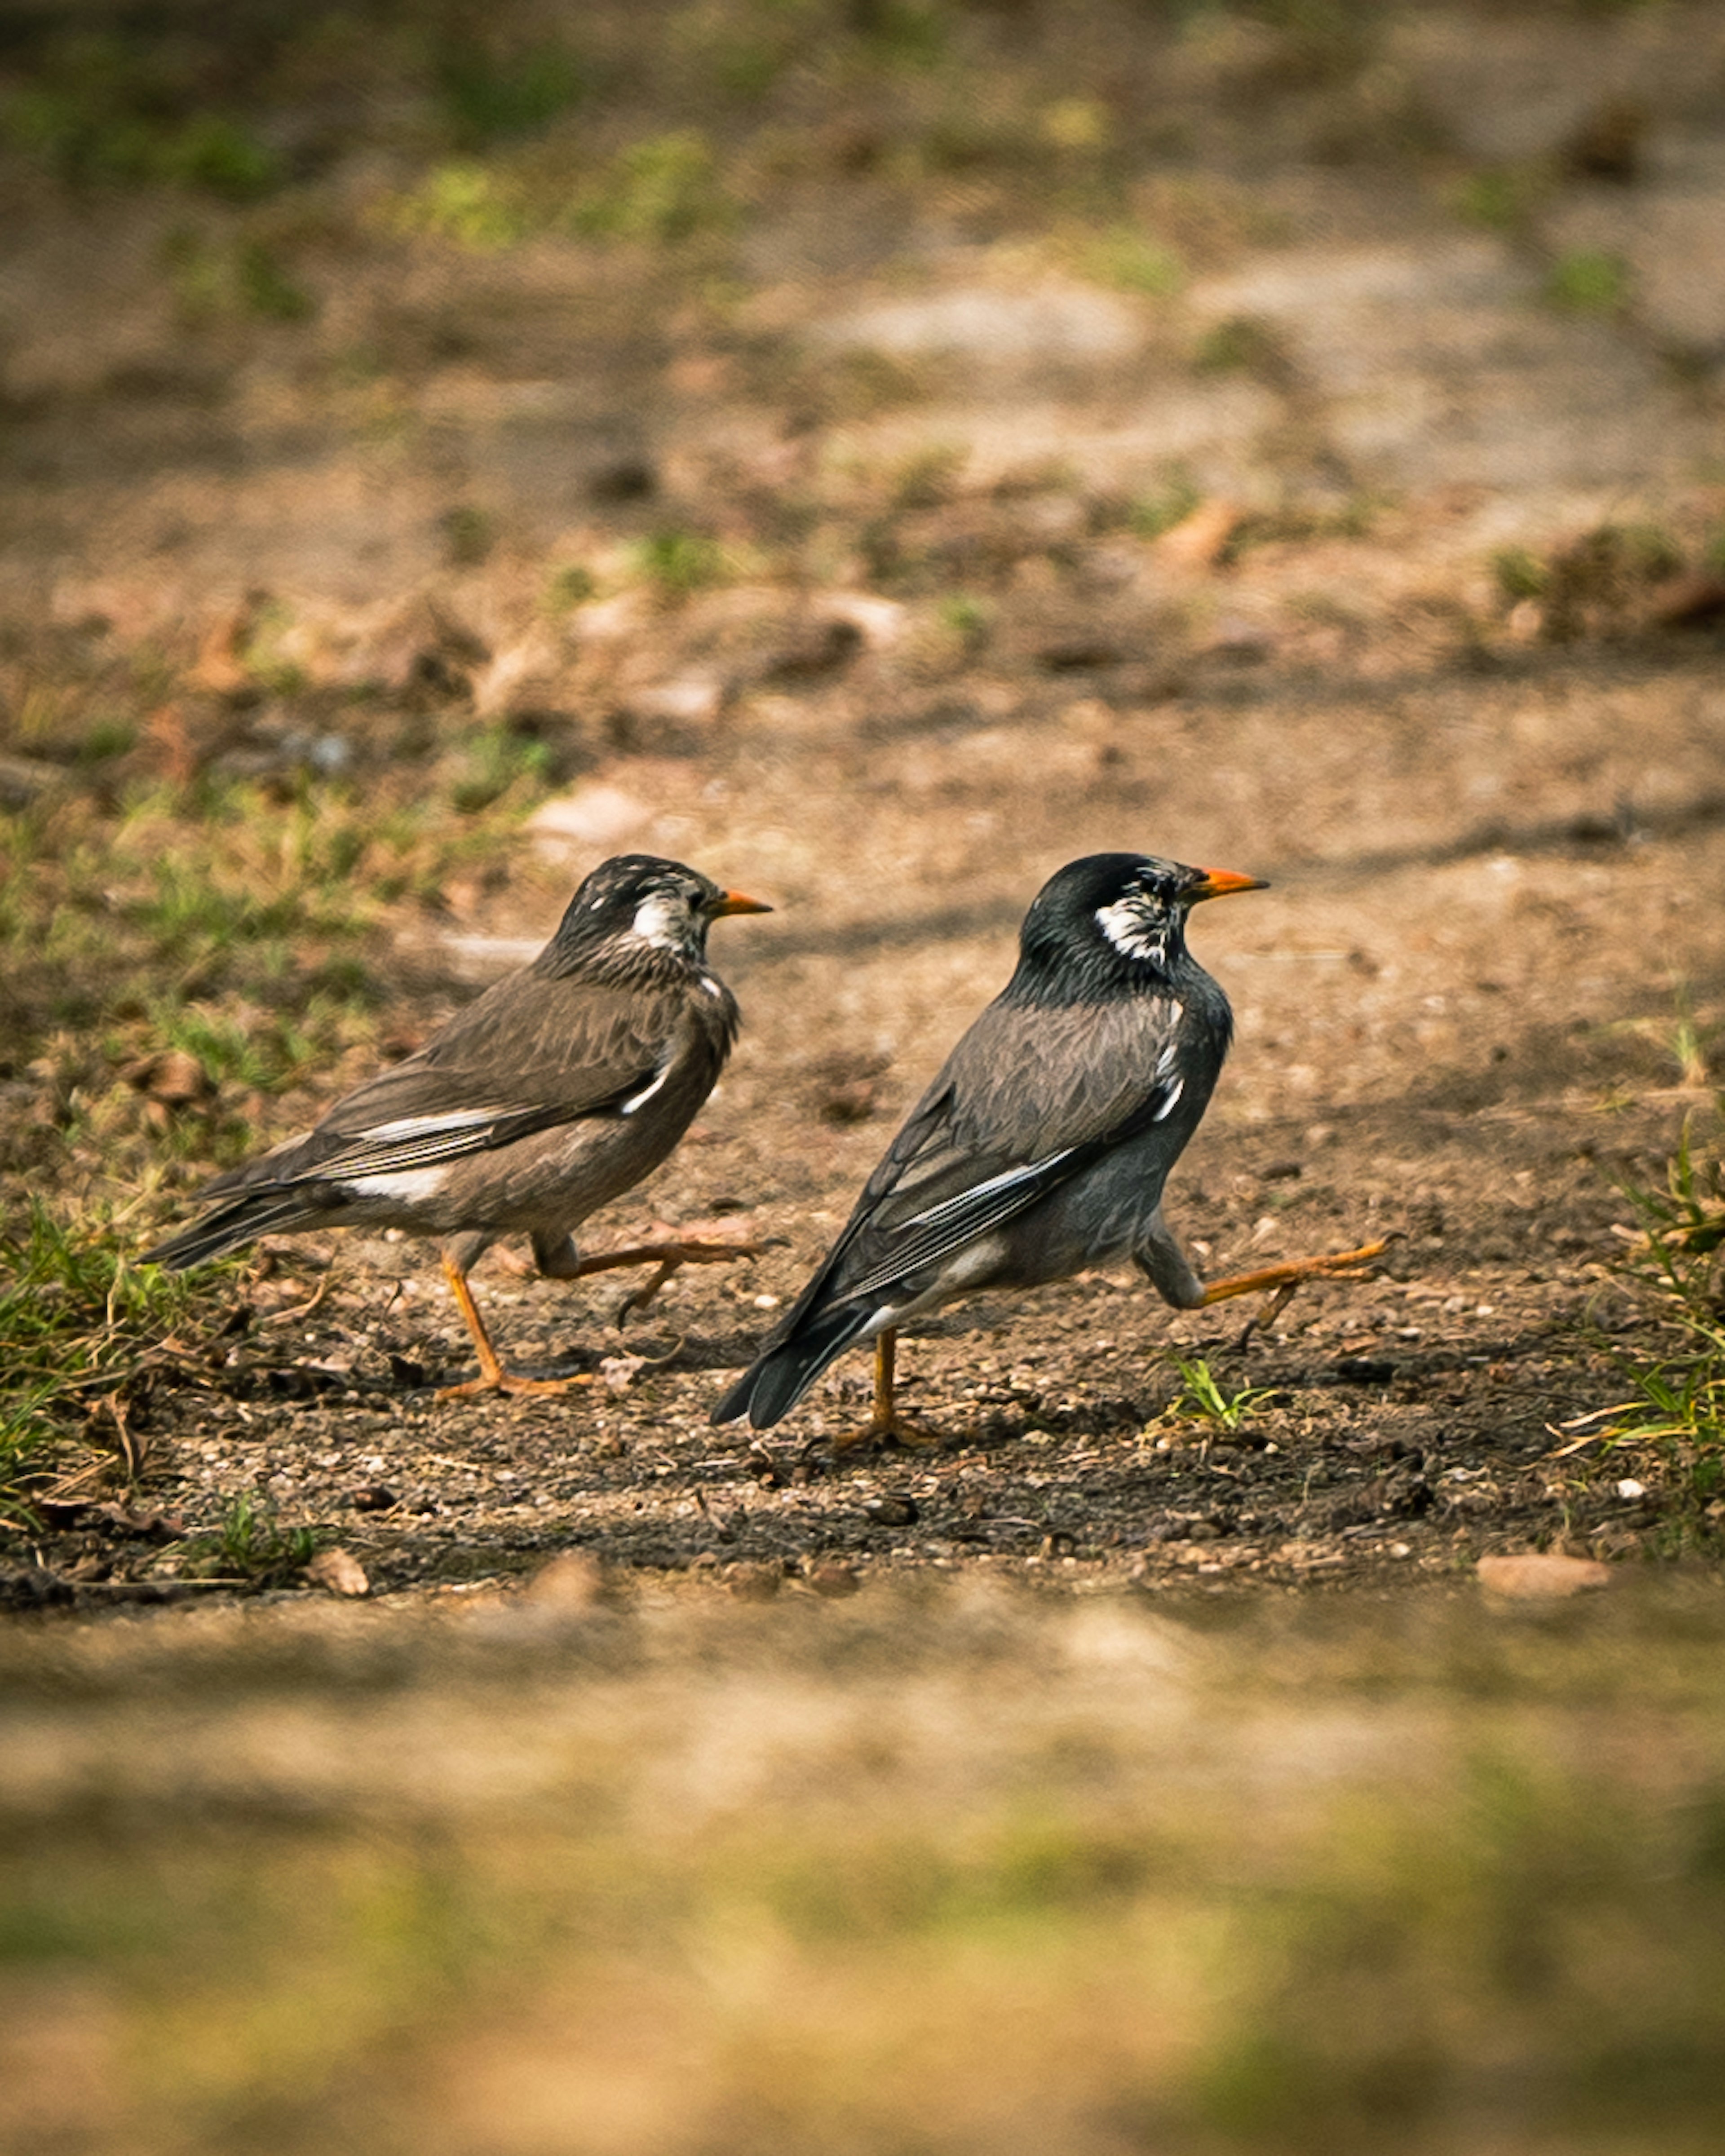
[305,1547,370,1598]
[1152,497,1239,572]
[598,1353,646,1394]
[121,1048,216,1108]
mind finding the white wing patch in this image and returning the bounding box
[904,1153,1075,1232]
[343,1165,451,1206]
[360,1108,513,1143]
[619,1061,672,1116]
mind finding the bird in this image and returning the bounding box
[144,854,772,1399]
[712,850,1385,1446]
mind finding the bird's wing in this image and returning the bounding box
[792,994,1189,1309]
[219,975,686,1191]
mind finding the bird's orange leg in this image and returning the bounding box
[1198,1237,1391,1306]
[568,1238,768,1323]
[830,1328,944,1452]
[434,1255,595,1402]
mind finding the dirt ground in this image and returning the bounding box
[9,10,1725,2152]
[3,0,1724,1611]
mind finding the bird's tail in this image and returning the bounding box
[142,1190,324,1271]
[711,1300,880,1429]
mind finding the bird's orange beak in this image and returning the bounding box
[709,888,774,917]
[1187,866,1270,902]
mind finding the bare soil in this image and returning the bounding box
[4,0,1725,1613]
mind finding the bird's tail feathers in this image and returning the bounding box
[142,1190,327,1271]
[711,1300,881,1429]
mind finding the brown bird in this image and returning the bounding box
[714,851,1384,1446]
[145,854,771,1398]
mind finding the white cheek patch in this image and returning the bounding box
[1095,897,1166,966]
[631,891,692,951]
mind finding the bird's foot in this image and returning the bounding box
[434,1369,596,1403]
[1199,1236,1393,1306]
[827,1408,945,1454]
[571,1237,771,1324]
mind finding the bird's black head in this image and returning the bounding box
[1008,851,1267,1003]
[542,855,771,979]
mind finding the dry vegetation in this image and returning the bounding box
[3,0,1725,2146]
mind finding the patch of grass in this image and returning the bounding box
[0,34,282,199]
[155,113,281,202]
[451,725,554,815]
[178,1492,319,1585]
[394,130,734,255]
[0,761,533,1066]
[630,528,730,599]
[854,0,950,71]
[542,562,597,613]
[1222,491,1386,557]
[1160,1356,1276,1435]
[1450,163,1547,233]
[1544,247,1630,314]
[1538,520,1686,640]
[808,346,931,423]
[163,231,315,325]
[891,443,968,511]
[1597,1122,1725,1482]
[138,995,368,1098]
[936,594,991,651]
[1039,97,1113,155]
[440,504,495,568]
[392,161,532,250]
[0,1204,211,1515]
[1193,312,1294,383]
[1125,473,1203,540]
[435,38,588,147]
[1078,225,1185,298]
[569,130,732,246]
[1491,544,1548,603]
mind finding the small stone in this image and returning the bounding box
[347,1485,398,1512]
[725,1561,784,1601]
[1477,1552,1611,1600]
[863,1496,919,1527]
[806,1560,862,1599]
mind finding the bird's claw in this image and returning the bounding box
[585,1237,772,1327]
[830,1410,945,1454]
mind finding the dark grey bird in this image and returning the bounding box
[145,854,771,1399]
[712,851,1384,1445]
